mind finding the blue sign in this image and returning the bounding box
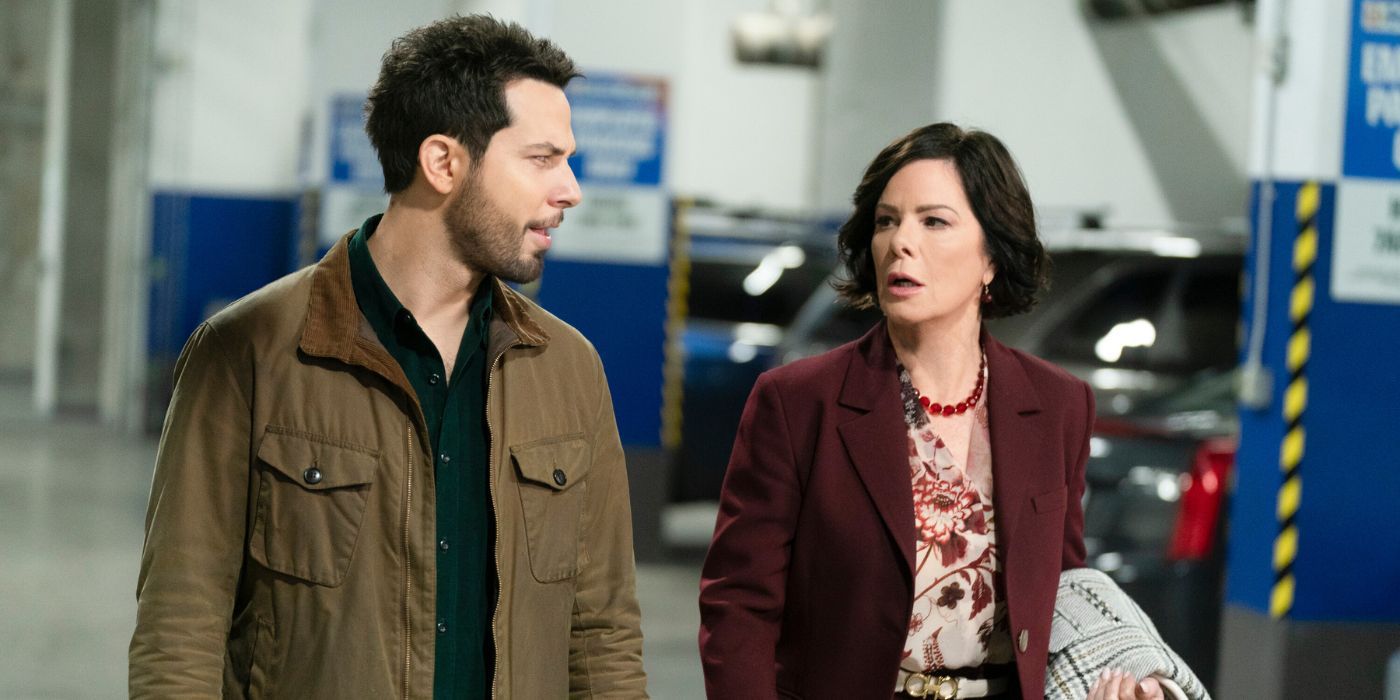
[1343,0,1400,178]
[565,73,667,187]
[329,93,384,189]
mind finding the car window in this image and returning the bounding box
[1176,265,1242,370]
[1041,267,1174,371]
[686,239,828,326]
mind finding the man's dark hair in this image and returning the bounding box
[365,15,580,193]
[834,122,1048,319]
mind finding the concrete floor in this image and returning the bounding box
[0,384,706,699]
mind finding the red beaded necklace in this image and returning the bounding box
[914,351,987,417]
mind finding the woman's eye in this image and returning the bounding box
[874,216,895,229]
[924,216,947,228]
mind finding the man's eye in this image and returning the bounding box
[532,155,553,166]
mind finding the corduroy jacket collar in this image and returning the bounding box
[298,232,552,392]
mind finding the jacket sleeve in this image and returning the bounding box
[1062,379,1095,570]
[568,350,648,698]
[130,322,252,697]
[698,372,800,700]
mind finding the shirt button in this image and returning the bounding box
[302,467,323,485]
[428,373,441,385]
[1018,629,1029,653]
[440,453,451,464]
[552,468,567,486]
[439,539,449,551]
[437,621,448,634]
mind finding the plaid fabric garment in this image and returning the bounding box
[1045,568,1211,700]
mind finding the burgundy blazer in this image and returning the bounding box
[699,322,1095,700]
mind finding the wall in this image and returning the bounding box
[148,0,312,193]
[300,0,820,211]
[815,0,940,209]
[932,2,1255,230]
[67,0,1260,423]
[551,0,820,211]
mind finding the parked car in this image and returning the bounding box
[674,206,840,501]
[1083,369,1236,691]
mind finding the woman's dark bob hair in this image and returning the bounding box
[834,122,1048,319]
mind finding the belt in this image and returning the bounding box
[895,669,1009,699]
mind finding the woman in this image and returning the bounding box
[698,123,1164,700]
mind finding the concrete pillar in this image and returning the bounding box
[814,0,940,209]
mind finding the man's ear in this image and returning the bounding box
[417,134,467,195]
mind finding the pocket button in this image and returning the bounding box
[302,467,323,485]
[552,468,567,486]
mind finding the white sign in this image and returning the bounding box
[1332,177,1400,303]
[319,188,387,248]
[548,186,668,265]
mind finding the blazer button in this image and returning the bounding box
[302,467,323,485]
[1018,629,1029,653]
[552,468,567,486]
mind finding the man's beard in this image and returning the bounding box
[443,174,553,284]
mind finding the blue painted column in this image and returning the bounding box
[1221,1,1400,696]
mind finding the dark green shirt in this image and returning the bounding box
[349,215,495,699]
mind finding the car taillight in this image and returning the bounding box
[1167,437,1236,561]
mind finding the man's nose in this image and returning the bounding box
[553,162,582,209]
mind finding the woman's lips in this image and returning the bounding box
[886,274,923,298]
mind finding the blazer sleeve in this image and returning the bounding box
[698,372,801,700]
[1062,378,1095,570]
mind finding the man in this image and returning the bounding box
[130,15,647,699]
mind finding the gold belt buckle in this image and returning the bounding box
[904,672,959,699]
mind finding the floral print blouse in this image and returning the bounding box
[899,365,1013,673]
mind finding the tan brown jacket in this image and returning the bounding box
[129,236,647,698]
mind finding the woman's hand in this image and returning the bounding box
[1086,669,1164,700]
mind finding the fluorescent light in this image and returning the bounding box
[742,245,807,296]
[1094,318,1157,363]
[734,322,784,346]
[1151,236,1202,258]
[727,342,759,364]
[1090,437,1110,458]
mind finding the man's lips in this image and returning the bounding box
[528,215,564,234]
[526,224,554,248]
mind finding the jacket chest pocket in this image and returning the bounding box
[511,434,590,583]
[250,430,380,587]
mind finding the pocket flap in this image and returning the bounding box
[257,429,379,490]
[510,434,590,491]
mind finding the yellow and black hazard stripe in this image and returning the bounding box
[1271,181,1318,619]
[660,198,694,450]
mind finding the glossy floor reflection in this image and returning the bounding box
[0,384,705,699]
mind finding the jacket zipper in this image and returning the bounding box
[486,346,510,700]
[403,422,415,700]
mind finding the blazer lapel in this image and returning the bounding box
[836,323,917,576]
[983,330,1046,550]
